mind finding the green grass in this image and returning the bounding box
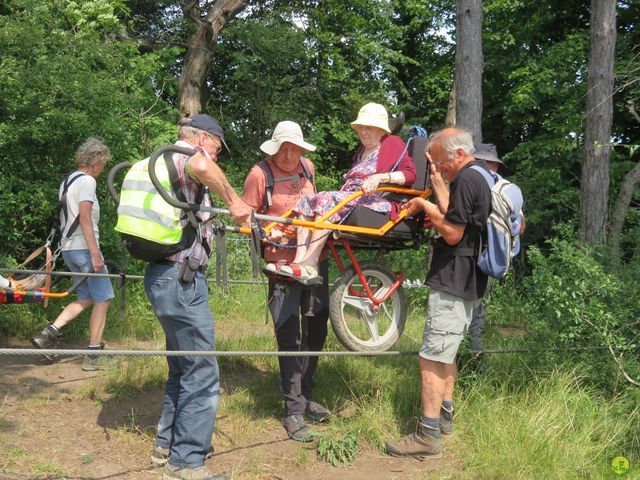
[31,459,67,478]
[2,264,639,478]
[456,370,634,479]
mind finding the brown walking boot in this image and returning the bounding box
[385,421,443,459]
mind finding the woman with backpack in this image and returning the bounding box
[31,137,115,371]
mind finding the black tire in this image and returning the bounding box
[329,261,407,351]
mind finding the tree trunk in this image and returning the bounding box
[454,0,483,142]
[177,0,248,117]
[580,0,616,244]
[608,101,640,266]
[445,83,456,128]
[609,160,640,245]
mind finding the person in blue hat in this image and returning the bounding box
[146,114,252,480]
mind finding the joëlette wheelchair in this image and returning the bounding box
[107,136,432,352]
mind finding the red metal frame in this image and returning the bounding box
[326,238,404,311]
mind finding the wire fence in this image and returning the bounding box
[0,346,613,359]
[0,267,623,359]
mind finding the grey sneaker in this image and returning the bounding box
[82,346,115,371]
[151,445,171,467]
[163,464,227,480]
[440,406,454,434]
[31,325,59,349]
[282,414,313,442]
[305,400,330,423]
[385,421,443,459]
[152,445,214,468]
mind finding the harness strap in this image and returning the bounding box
[165,153,212,258]
[433,232,481,257]
[389,137,412,174]
[388,126,428,174]
[273,173,306,183]
[44,246,53,308]
[439,246,477,257]
[257,158,315,212]
[214,224,227,288]
[19,245,48,266]
[59,172,87,240]
[249,212,262,278]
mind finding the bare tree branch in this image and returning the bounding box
[582,316,639,387]
[182,0,206,27]
[608,345,640,387]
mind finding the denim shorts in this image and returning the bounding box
[419,289,481,364]
[62,249,114,304]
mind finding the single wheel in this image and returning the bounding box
[329,261,407,351]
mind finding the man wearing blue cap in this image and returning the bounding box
[146,114,251,480]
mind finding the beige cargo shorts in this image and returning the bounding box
[419,289,481,364]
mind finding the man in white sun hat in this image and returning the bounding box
[243,120,331,442]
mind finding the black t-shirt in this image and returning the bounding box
[426,160,491,300]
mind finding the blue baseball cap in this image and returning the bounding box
[185,114,230,153]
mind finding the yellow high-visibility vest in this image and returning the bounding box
[115,155,195,261]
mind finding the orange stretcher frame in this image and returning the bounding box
[0,277,87,305]
[252,185,432,237]
[0,288,72,304]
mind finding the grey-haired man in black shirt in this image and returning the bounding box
[385,128,491,459]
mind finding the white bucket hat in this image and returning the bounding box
[260,121,316,155]
[350,103,391,134]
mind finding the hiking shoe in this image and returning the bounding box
[385,421,443,459]
[82,345,114,371]
[152,445,214,468]
[31,325,60,349]
[440,406,454,435]
[152,445,171,467]
[282,414,313,442]
[305,400,330,423]
[82,355,115,371]
[163,464,227,480]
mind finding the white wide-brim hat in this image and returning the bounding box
[350,102,391,134]
[260,121,316,156]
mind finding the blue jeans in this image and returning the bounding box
[144,262,220,469]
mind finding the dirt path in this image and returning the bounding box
[0,340,456,480]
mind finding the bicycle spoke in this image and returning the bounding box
[364,312,379,342]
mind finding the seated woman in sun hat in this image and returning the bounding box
[269,102,416,282]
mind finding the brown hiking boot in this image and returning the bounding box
[385,421,443,459]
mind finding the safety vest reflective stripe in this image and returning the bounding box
[115,156,185,245]
[121,178,172,194]
[117,205,175,229]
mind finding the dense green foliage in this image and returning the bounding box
[0,0,181,260]
[0,0,639,472]
[1,0,638,259]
